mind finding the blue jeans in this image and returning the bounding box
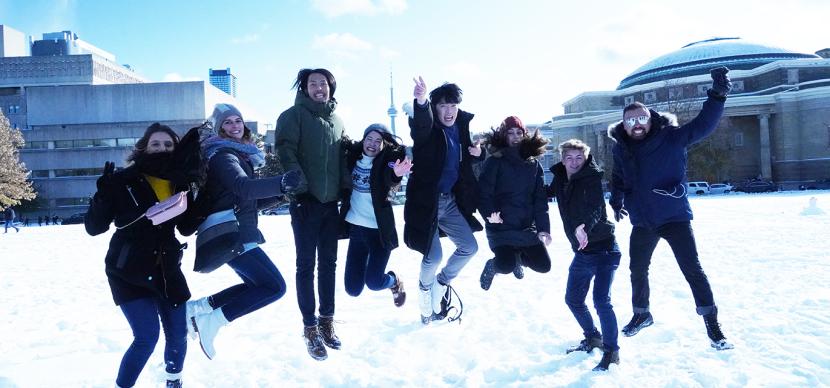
[629,221,716,315]
[565,247,621,351]
[290,198,339,326]
[344,224,395,296]
[116,297,186,388]
[420,193,478,288]
[209,247,286,322]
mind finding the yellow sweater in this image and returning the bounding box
[144,175,173,201]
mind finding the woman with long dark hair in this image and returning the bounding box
[85,123,200,388]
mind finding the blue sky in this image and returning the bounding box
[2,0,828,141]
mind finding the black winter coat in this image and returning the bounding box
[339,140,406,250]
[608,95,725,228]
[85,165,192,306]
[549,155,616,253]
[203,148,284,245]
[478,135,550,249]
[403,101,484,255]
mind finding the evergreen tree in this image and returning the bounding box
[0,113,36,208]
[259,152,284,178]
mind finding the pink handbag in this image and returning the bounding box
[146,191,188,225]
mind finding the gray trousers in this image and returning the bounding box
[419,193,478,289]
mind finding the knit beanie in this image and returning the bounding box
[363,123,391,139]
[498,116,526,136]
[210,103,244,132]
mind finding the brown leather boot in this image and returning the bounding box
[388,271,406,307]
[318,316,341,349]
[303,325,327,360]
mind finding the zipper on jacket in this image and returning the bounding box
[126,186,139,207]
[158,249,169,299]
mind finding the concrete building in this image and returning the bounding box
[1,25,250,217]
[539,37,830,189]
[1,25,30,57]
[209,68,238,97]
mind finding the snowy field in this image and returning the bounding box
[1,191,829,388]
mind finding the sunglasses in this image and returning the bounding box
[624,115,649,127]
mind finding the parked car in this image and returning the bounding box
[736,180,778,193]
[262,204,290,215]
[709,183,734,194]
[62,213,86,225]
[686,181,710,195]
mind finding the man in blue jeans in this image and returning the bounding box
[549,139,621,371]
[404,77,484,324]
[608,67,734,350]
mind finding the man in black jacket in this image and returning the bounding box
[549,139,620,371]
[404,77,484,324]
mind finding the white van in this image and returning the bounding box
[686,181,710,195]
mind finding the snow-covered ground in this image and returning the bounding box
[1,192,829,387]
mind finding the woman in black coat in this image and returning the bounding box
[477,116,552,291]
[85,123,199,388]
[339,124,410,307]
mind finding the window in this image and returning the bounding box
[644,92,656,103]
[732,80,745,93]
[669,88,683,100]
[54,140,73,148]
[30,170,50,178]
[24,141,49,149]
[74,139,95,148]
[624,96,634,106]
[735,132,744,147]
[54,168,104,177]
[55,197,90,207]
[117,137,137,147]
[95,138,117,147]
[698,84,709,96]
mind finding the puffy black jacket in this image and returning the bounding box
[339,140,406,250]
[85,165,192,306]
[549,155,616,252]
[403,101,483,255]
[478,135,549,249]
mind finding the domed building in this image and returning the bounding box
[540,37,830,189]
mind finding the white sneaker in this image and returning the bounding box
[185,297,213,339]
[418,286,432,325]
[191,308,229,360]
[431,281,448,315]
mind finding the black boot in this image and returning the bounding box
[566,330,603,354]
[592,349,620,371]
[318,316,342,349]
[303,325,328,361]
[513,256,524,279]
[704,308,734,350]
[388,271,406,307]
[166,379,182,388]
[480,259,496,290]
[621,312,653,337]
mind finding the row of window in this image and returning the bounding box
[23,137,138,149]
[30,168,105,178]
[2,105,21,114]
[624,81,746,105]
[55,198,90,207]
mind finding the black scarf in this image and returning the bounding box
[132,152,175,179]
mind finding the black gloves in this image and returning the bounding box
[613,207,628,222]
[170,126,205,187]
[280,169,302,194]
[96,161,116,193]
[709,66,732,98]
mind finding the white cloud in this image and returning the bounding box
[378,46,401,60]
[231,33,260,44]
[311,0,407,18]
[313,33,373,59]
[162,73,202,82]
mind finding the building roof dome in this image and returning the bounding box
[617,37,820,90]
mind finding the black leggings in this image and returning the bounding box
[492,244,551,274]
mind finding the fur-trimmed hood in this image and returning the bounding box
[483,130,548,160]
[607,109,678,144]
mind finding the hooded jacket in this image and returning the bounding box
[85,164,192,306]
[608,96,725,228]
[276,91,347,204]
[339,139,406,250]
[403,101,484,255]
[478,133,550,249]
[550,154,616,252]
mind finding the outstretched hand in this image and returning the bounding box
[538,232,552,246]
[281,169,303,194]
[487,211,503,224]
[468,139,482,157]
[613,207,628,222]
[392,157,413,177]
[413,76,427,106]
[96,161,116,193]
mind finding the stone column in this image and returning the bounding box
[758,113,772,179]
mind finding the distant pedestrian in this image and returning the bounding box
[52,215,58,225]
[4,207,19,233]
[38,216,43,226]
